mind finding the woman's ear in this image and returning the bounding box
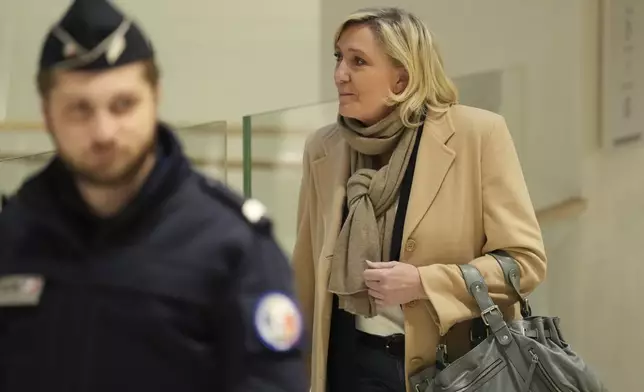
[394,68,409,94]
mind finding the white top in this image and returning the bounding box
[356,306,405,336]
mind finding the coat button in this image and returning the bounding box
[410,357,424,368]
[405,239,416,252]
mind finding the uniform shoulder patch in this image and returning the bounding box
[254,292,303,352]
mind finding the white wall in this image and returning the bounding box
[1,0,324,124]
[0,0,14,120]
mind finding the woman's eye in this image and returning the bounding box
[354,57,366,66]
[333,52,342,61]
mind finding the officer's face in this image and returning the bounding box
[334,23,408,126]
[42,62,159,186]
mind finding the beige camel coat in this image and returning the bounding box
[292,104,547,392]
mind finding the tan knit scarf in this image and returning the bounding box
[328,108,419,317]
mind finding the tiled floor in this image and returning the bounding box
[536,143,644,391]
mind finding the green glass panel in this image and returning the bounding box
[242,100,338,255]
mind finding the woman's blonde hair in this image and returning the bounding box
[335,7,458,127]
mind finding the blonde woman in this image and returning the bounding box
[292,7,547,392]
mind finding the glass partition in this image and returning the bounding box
[241,100,338,254]
[175,120,228,184]
[0,120,229,199]
[0,152,54,197]
[0,123,54,196]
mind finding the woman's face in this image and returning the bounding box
[334,24,407,126]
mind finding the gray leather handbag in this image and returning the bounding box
[409,251,607,392]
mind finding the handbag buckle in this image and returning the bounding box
[480,305,501,326]
[436,343,448,369]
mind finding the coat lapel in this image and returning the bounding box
[402,112,457,243]
[311,129,351,258]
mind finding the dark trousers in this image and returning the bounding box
[327,295,406,392]
[354,336,406,392]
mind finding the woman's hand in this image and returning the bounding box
[363,260,426,307]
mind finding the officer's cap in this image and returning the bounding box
[39,0,154,71]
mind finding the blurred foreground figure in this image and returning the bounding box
[0,1,306,391]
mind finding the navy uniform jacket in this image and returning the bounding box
[0,125,307,392]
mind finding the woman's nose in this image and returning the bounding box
[334,61,350,85]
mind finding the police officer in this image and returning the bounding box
[0,1,307,391]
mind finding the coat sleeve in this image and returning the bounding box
[417,114,547,336]
[290,139,315,380]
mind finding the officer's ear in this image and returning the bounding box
[41,99,54,137]
[142,60,162,105]
[37,69,56,136]
[153,83,163,105]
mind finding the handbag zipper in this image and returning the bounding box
[452,358,504,392]
[529,349,563,392]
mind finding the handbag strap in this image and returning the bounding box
[459,264,508,335]
[458,264,532,380]
[489,250,532,318]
